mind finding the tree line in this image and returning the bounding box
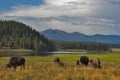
[53,41,110,52]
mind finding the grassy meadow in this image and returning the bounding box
[111,48,120,53]
[0,49,35,56]
[58,49,87,52]
[0,53,120,80]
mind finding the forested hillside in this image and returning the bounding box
[54,41,110,52]
[0,20,55,52]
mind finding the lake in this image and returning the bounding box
[40,51,87,56]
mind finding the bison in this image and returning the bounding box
[90,58,101,68]
[6,56,25,69]
[54,57,60,63]
[80,56,89,66]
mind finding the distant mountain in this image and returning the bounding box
[41,29,120,44]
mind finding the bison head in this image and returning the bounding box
[6,63,12,68]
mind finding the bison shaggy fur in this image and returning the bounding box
[90,58,101,68]
[6,56,25,69]
[54,57,60,63]
[80,56,89,66]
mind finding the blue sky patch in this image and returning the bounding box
[0,0,44,10]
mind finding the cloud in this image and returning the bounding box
[110,0,120,5]
[44,0,79,5]
[3,16,119,35]
[85,17,116,26]
[1,0,92,17]
[0,0,120,35]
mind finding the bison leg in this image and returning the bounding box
[13,65,17,70]
[23,64,25,69]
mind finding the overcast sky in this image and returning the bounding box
[0,0,120,35]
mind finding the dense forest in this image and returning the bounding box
[0,20,110,55]
[0,20,55,52]
[54,41,110,52]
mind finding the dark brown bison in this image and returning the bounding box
[80,56,89,66]
[76,60,79,65]
[90,58,101,68]
[54,57,60,63]
[6,56,25,69]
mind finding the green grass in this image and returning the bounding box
[55,53,120,62]
[58,49,87,52]
[0,50,35,57]
[0,53,120,80]
[0,53,120,62]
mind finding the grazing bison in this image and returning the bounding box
[6,56,25,69]
[76,60,79,65]
[90,58,101,68]
[80,56,89,66]
[54,57,60,63]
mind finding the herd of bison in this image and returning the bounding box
[6,56,101,70]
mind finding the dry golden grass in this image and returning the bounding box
[111,48,120,53]
[0,62,120,80]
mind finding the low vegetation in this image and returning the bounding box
[0,53,120,62]
[0,53,120,80]
[0,49,35,56]
[0,61,120,80]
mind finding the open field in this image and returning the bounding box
[0,53,120,62]
[0,53,120,80]
[0,49,35,56]
[0,62,120,80]
[0,48,33,51]
[111,48,120,53]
